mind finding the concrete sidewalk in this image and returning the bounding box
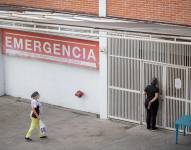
[0,96,190,150]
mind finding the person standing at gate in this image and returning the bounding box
[144,78,159,130]
[25,91,47,141]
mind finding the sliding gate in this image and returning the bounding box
[108,37,191,129]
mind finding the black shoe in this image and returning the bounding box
[151,127,158,130]
[147,126,151,130]
[25,137,32,142]
[40,136,47,139]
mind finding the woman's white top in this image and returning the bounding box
[30,99,42,117]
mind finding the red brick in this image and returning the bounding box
[0,0,190,26]
[0,0,99,15]
[107,0,191,26]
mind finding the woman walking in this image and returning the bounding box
[25,91,47,141]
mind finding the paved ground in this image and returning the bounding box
[0,96,190,150]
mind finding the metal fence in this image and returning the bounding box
[108,36,191,130]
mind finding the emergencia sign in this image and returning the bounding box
[2,29,99,69]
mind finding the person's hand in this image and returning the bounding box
[37,116,40,120]
[147,101,152,109]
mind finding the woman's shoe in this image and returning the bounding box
[25,137,32,142]
[40,136,47,139]
[151,127,158,130]
[147,126,151,130]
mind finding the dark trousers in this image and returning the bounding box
[146,103,159,129]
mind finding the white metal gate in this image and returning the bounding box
[141,62,164,126]
[108,36,191,129]
[165,66,188,129]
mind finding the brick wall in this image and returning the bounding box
[1,0,191,26]
[0,0,98,15]
[107,0,191,26]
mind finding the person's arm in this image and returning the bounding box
[144,86,148,96]
[148,92,159,109]
[150,92,159,103]
[32,107,40,119]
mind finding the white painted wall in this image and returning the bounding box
[0,56,4,96]
[98,32,108,119]
[99,0,107,17]
[4,56,100,114]
[99,0,108,117]
[0,32,5,96]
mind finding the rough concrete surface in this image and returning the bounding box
[0,96,190,150]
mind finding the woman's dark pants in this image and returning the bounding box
[146,102,159,129]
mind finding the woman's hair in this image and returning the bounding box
[151,78,158,86]
[31,91,40,98]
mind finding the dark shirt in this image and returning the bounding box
[144,84,159,107]
[32,105,40,118]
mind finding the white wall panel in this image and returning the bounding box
[4,56,100,114]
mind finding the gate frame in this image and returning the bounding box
[107,55,191,130]
[108,39,191,130]
[140,61,189,130]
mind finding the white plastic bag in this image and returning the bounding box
[39,120,47,136]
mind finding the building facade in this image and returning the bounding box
[0,0,191,26]
[0,0,191,130]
